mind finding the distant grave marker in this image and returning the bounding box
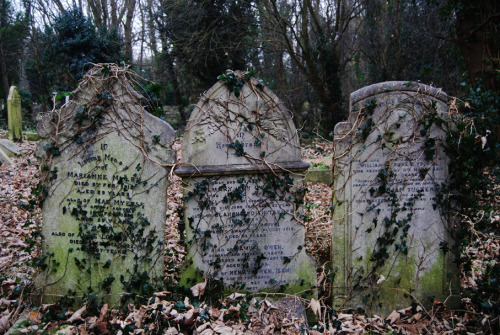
[8,86,22,142]
[175,71,316,295]
[36,65,176,304]
[332,81,459,314]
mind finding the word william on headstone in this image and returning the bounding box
[8,86,22,142]
[332,81,459,314]
[36,64,176,304]
[175,70,316,295]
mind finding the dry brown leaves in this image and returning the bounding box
[0,139,496,334]
[301,141,333,160]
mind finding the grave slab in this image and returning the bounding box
[0,139,23,157]
[0,147,13,165]
[35,65,176,304]
[175,71,316,296]
[332,81,459,314]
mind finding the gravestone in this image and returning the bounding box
[0,139,23,157]
[35,65,176,304]
[332,81,459,314]
[8,86,22,142]
[0,147,13,165]
[175,71,316,295]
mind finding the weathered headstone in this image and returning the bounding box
[36,65,176,304]
[332,81,459,314]
[0,147,13,165]
[8,86,22,142]
[175,71,316,295]
[0,139,23,157]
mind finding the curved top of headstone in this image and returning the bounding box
[176,70,307,176]
[8,86,20,100]
[350,81,449,106]
[335,81,450,136]
[36,64,176,167]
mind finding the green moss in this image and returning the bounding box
[419,253,446,300]
[25,132,40,141]
[377,254,416,310]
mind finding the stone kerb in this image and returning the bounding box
[8,86,22,142]
[35,65,176,304]
[175,71,316,296]
[332,81,459,315]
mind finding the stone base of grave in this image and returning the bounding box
[0,139,23,157]
[304,169,332,184]
[0,148,13,165]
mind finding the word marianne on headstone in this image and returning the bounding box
[8,86,22,142]
[332,81,459,314]
[36,65,176,304]
[175,70,316,295]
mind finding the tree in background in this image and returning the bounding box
[0,0,28,102]
[354,0,461,94]
[25,7,123,100]
[158,0,258,96]
[445,0,499,92]
[259,0,363,135]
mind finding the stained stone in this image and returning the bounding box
[35,65,176,304]
[0,147,13,165]
[332,81,459,314]
[25,132,40,141]
[175,71,316,295]
[0,139,23,157]
[7,86,22,142]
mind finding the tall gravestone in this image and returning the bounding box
[332,82,459,314]
[36,65,176,304]
[8,86,22,142]
[175,71,316,295]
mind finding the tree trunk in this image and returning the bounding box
[123,0,136,61]
[0,41,9,100]
[456,1,499,92]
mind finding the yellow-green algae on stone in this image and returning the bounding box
[175,71,316,299]
[7,86,22,142]
[35,65,176,305]
[331,82,460,315]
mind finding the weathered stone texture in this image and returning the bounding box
[332,81,459,314]
[36,66,176,304]
[176,71,316,296]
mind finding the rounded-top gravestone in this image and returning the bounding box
[175,71,316,296]
[35,65,176,304]
[332,81,460,314]
[7,86,22,142]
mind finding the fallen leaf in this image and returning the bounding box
[67,305,86,323]
[190,279,207,297]
[386,310,400,324]
[308,298,321,317]
[227,292,245,301]
[29,309,42,324]
[0,312,11,334]
[94,321,110,335]
[98,304,108,322]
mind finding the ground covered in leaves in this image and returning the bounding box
[0,139,498,334]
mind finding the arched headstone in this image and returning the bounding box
[36,65,176,304]
[332,81,459,314]
[175,71,316,295]
[8,86,22,142]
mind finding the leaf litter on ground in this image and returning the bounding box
[0,139,497,334]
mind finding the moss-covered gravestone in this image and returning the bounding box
[8,86,22,142]
[175,71,316,296]
[35,65,176,304]
[332,82,459,314]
